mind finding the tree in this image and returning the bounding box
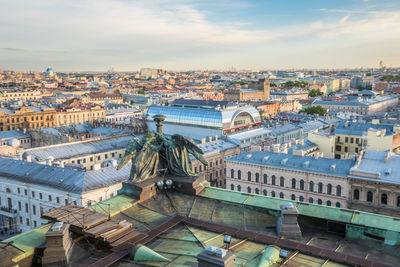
[137,89,146,95]
[282,81,308,88]
[308,89,323,97]
[300,106,326,116]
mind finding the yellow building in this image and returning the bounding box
[0,90,41,102]
[55,105,106,127]
[224,78,270,102]
[0,106,57,131]
[308,130,335,158]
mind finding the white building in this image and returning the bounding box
[0,158,130,235]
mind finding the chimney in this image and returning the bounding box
[209,136,213,142]
[201,138,206,144]
[110,159,118,168]
[42,222,73,266]
[276,203,302,239]
[92,163,101,171]
[26,154,32,162]
[197,246,236,267]
[215,135,218,141]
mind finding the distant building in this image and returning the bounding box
[224,78,270,101]
[270,90,308,101]
[140,68,158,79]
[147,99,262,140]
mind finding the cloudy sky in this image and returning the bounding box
[0,0,399,71]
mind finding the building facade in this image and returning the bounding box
[226,151,350,208]
[224,78,270,102]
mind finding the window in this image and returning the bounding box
[263,189,267,196]
[336,145,341,151]
[271,175,276,185]
[56,197,60,204]
[39,193,42,200]
[327,184,332,195]
[309,181,314,192]
[247,187,251,193]
[25,203,28,213]
[17,188,20,194]
[336,185,342,196]
[24,189,27,196]
[34,221,37,228]
[336,202,341,208]
[26,218,30,226]
[356,138,359,144]
[345,147,348,152]
[263,174,267,184]
[238,170,241,180]
[291,194,296,200]
[367,191,373,202]
[318,182,323,193]
[350,137,354,143]
[255,188,259,194]
[32,191,35,198]
[345,137,348,143]
[300,180,304,190]
[231,169,234,178]
[299,196,304,202]
[353,189,359,200]
[279,192,284,199]
[231,184,234,190]
[237,185,241,192]
[48,195,52,201]
[317,199,322,205]
[18,201,21,211]
[255,173,259,183]
[280,177,284,187]
[247,172,252,181]
[381,194,388,205]
[271,191,276,197]
[397,196,400,207]
[32,205,36,215]
[309,197,314,203]
[291,178,296,189]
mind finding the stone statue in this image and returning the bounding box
[117,114,208,181]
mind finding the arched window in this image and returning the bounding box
[6,188,11,193]
[309,181,314,192]
[255,173,260,183]
[318,183,323,193]
[263,174,267,184]
[263,189,267,196]
[367,191,373,202]
[271,191,276,197]
[317,199,322,205]
[230,184,234,190]
[291,178,296,189]
[336,185,341,196]
[247,186,251,193]
[381,194,388,205]
[255,188,260,194]
[300,180,305,190]
[299,196,304,202]
[279,192,284,199]
[309,197,314,203]
[280,177,285,187]
[327,200,332,206]
[237,185,241,192]
[248,172,252,181]
[271,175,276,185]
[327,184,332,195]
[230,169,234,179]
[336,202,341,208]
[291,194,296,201]
[238,170,241,180]
[353,189,359,200]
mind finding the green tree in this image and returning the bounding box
[282,81,308,88]
[137,89,146,95]
[299,106,326,116]
[308,89,323,97]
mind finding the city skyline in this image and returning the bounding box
[1,0,400,71]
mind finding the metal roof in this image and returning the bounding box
[0,158,130,193]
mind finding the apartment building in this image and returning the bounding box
[0,106,57,131]
[226,151,351,208]
[0,90,41,102]
[0,158,130,233]
[55,104,105,126]
[191,138,241,188]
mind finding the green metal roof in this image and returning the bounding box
[1,224,51,263]
[199,187,400,233]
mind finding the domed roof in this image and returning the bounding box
[46,67,53,72]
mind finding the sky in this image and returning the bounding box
[0,0,400,71]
